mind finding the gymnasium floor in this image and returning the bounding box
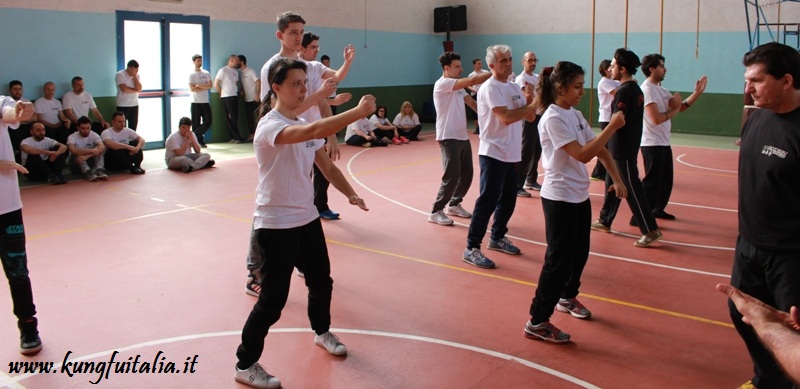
[1,126,749,388]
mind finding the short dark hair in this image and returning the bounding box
[641,54,665,77]
[613,48,641,76]
[111,111,125,121]
[320,55,330,62]
[439,52,462,68]
[472,58,481,65]
[179,117,192,127]
[277,11,305,32]
[127,59,139,69]
[71,76,83,86]
[302,32,320,48]
[9,80,22,89]
[598,59,612,77]
[77,116,91,126]
[238,55,247,65]
[743,42,800,89]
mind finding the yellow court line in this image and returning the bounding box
[675,169,736,179]
[326,239,735,329]
[353,157,440,177]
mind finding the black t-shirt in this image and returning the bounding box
[608,80,644,160]
[739,106,800,251]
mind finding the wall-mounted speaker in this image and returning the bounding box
[434,6,467,33]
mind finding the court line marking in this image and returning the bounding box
[8,329,599,388]
[675,153,738,174]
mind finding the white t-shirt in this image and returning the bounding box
[164,131,199,160]
[67,131,102,150]
[476,77,525,163]
[240,67,259,103]
[101,127,140,145]
[641,79,673,147]
[62,90,97,119]
[515,72,540,93]
[468,69,490,95]
[345,118,374,142]
[34,97,63,125]
[369,114,392,128]
[115,69,140,107]
[538,104,596,203]
[297,60,331,123]
[597,77,620,122]
[215,66,239,98]
[253,109,324,229]
[433,76,469,141]
[189,69,212,104]
[0,96,22,214]
[392,112,419,128]
[20,136,59,165]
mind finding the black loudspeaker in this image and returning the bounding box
[434,5,467,33]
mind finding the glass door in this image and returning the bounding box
[116,11,210,149]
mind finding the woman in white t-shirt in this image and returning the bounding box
[523,62,627,344]
[591,59,620,180]
[234,58,374,388]
[370,106,407,144]
[392,101,422,140]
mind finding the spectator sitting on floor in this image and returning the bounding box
[67,116,106,181]
[393,101,422,140]
[19,122,67,184]
[345,116,387,147]
[165,117,215,173]
[370,105,407,144]
[101,112,145,175]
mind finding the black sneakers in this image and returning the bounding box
[19,317,42,356]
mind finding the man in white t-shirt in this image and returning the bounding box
[165,117,214,173]
[101,112,145,174]
[515,51,543,195]
[463,44,536,270]
[0,96,43,356]
[7,81,35,159]
[67,116,106,181]
[115,60,142,131]
[427,51,491,226]
[215,55,244,143]
[20,122,67,184]
[189,54,213,147]
[237,55,260,142]
[62,76,109,134]
[467,59,490,134]
[34,82,71,145]
[639,53,706,220]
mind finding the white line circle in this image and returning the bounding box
[676,153,737,174]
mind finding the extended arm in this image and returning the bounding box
[314,147,368,211]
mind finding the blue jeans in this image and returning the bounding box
[466,155,518,249]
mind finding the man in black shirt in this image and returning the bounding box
[591,48,662,247]
[730,42,800,389]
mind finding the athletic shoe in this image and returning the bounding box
[391,137,402,145]
[462,248,496,269]
[205,160,216,169]
[524,182,542,191]
[487,237,521,255]
[319,210,340,220]
[245,274,260,297]
[234,362,281,389]
[634,229,663,247]
[428,211,454,226]
[94,167,108,180]
[183,165,194,173]
[445,204,471,218]
[399,136,410,144]
[556,298,592,319]
[129,167,146,175]
[653,210,676,220]
[362,142,371,148]
[380,137,392,145]
[19,317,42,356]
[590,220,610,232]
[523,320,570,344]
[314,332,347,356]
[516,188,532,197]
[84,170,98,182]
[48,173,59,185]
[200,143,208,148]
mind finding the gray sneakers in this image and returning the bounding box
[462,248,496,269]
[634,229,663,247]
[556,298,592,319]
[445,204,471,218]
[487,237,521,255]
[524,320,571,343]
[314,331,347,356]
[428,211,454,226]
[234,362,281,389]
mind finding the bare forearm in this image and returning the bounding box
[753,321,800,383]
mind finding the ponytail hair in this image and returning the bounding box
[257,58,308,119]
[534,61,585,111]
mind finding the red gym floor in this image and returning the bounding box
[0,131,746,388]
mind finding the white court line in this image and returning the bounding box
[675,153,738,174]
[9,329,599,388]
[150,198,165,202]
[347,151,732,278]
[587,193,736,213]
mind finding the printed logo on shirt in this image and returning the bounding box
[761,145,788,159]
[305,140,316,148]
[511,94,522,102]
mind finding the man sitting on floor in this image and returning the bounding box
[67,116,106,181]
[101,112,145,175]
[165,117,215,173]
[19,122,67,184]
